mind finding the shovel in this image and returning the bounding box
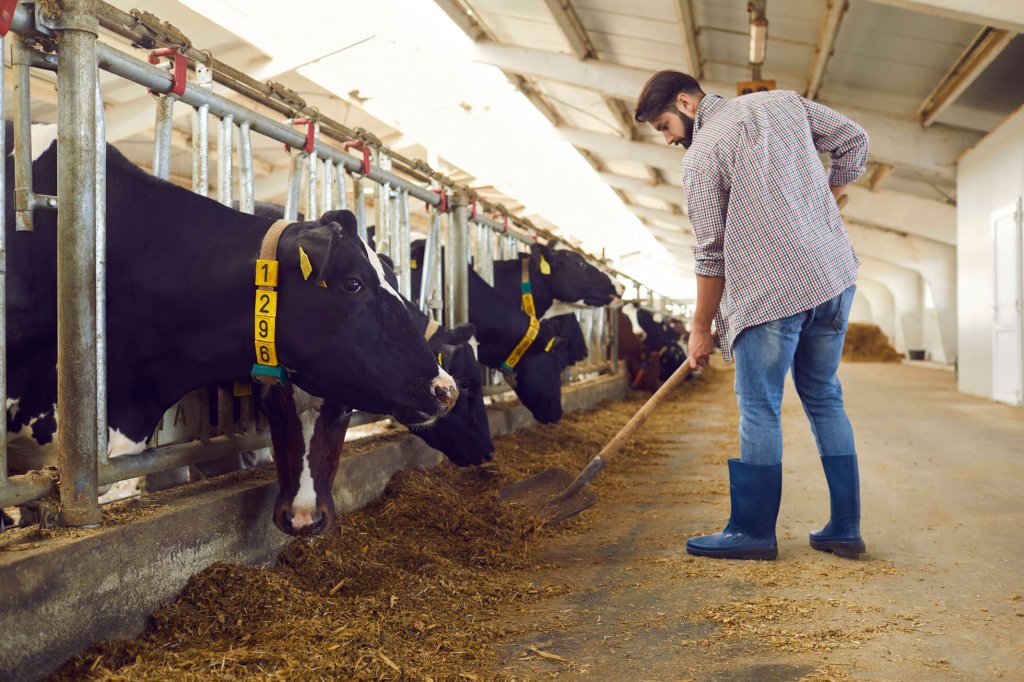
[500,359,694,526]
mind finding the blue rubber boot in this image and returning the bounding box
[809,455,866,558]
[686,458,782,560]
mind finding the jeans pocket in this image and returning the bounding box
[766,311,805,334]
[831,285,857,333]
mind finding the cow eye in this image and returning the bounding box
[341,278,363,294]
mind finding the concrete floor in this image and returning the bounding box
[498,360,1024,680]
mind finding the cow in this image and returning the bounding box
[410,240,574,424]
[617,311,662,391]
[492,240,618,318]
[4,125,457,489]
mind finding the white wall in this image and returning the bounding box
[957,106,1024,399]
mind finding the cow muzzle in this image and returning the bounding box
[276,504,332,536]
[431,371,459,415]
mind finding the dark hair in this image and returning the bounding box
[634,71,704,123]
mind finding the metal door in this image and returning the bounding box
[992,200,1023,405]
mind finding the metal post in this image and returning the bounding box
[237,120,254,214]
[191,60,212,196]
[56,0,102,526]
[217,115,233,206]
[12,39,36,232]
[321,158,333,216]
[151,95,174,180]
[284,152,304,221]
[306,122,319,220]
[95,70,108,464]
[375,150,391,254]
[353,174,367,241]
[398,189,411,298]
[333,164,346,212]
[419,206,440,314]
[447,189,470,326]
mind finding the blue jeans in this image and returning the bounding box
[732,285,857,466]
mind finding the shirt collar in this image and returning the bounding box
[693,93,725,134]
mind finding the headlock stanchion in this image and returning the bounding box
[0,0,666,522]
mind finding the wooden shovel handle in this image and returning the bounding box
[553,360,693,502]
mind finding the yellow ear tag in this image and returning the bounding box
[437,352,443,365]
[299,246,313,281]
[411,259,418,269]
[539,255,551,275]
[544,337,555,352]
[318,280,327,288]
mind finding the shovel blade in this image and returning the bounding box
[499,468,598,527]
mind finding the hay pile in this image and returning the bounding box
[843,323,903,362]
[52,379,691,681]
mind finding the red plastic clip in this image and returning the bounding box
[282,118,316,154]
[493,211,509,234]
[0,0,20,37]
[429,189,448,213]
[470,198,477,220]
[342,140,371,175]
[147,48,187,97]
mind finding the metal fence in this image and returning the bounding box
[0,0,652,525]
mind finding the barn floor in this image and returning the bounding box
[52,360,1024,680]
[498,360,1024,680]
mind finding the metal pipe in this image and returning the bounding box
[333,164,346,212]
[419,207,439,314]
[217,114,233,206]
[0,471,58,509]
[447,190,470,326]
[237,120,254,214]
[55,0,102,527]
[12,40,37,232]
[93,43,445,208]
[321,158,333,216]
[284,153,304,221]
[191,60,212,197]
[399,190,411,298]
[98,433,269,484]
[353,175,367,241]
[151,94,175,180]
[95,70,108,465]
[306,122,319,220]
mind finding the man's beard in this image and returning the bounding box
[672,107,695,148]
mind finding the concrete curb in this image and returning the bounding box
[0,372,626,681]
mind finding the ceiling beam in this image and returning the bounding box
[543,0,597,58]
[471,42,734,102]
[628,205,694,234]
[865,162,895,191]
[864,0,1024,33]
[915,27,1016,126]
[673,0,703,77]
[600,172,685,205]
[470,43,981,180]
[805,0,848,100]
[842,186,956,245]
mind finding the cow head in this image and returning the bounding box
[263,385,350,536]
[546,313,589,365]
[274,210,458,426]
[481,320,570,424]
[414,323,494,466]
[532,241,618,307]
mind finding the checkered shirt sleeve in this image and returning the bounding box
[683,170,726,278]
[801,97,869,187]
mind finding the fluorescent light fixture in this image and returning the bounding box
[749,18,768,65]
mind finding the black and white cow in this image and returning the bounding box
[410,241,574,424]
[4,124,457,478]
[492,240,619,318]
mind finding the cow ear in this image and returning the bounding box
[318,209,358,233]
[294,223,337,285]
[546,237,560,249]
[377,253,395,272]
[450,323,476,344]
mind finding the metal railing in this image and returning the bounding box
[0,0,651,523]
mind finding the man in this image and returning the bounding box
[634,71,868,561]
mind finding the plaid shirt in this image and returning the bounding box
[681,91,868,361]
